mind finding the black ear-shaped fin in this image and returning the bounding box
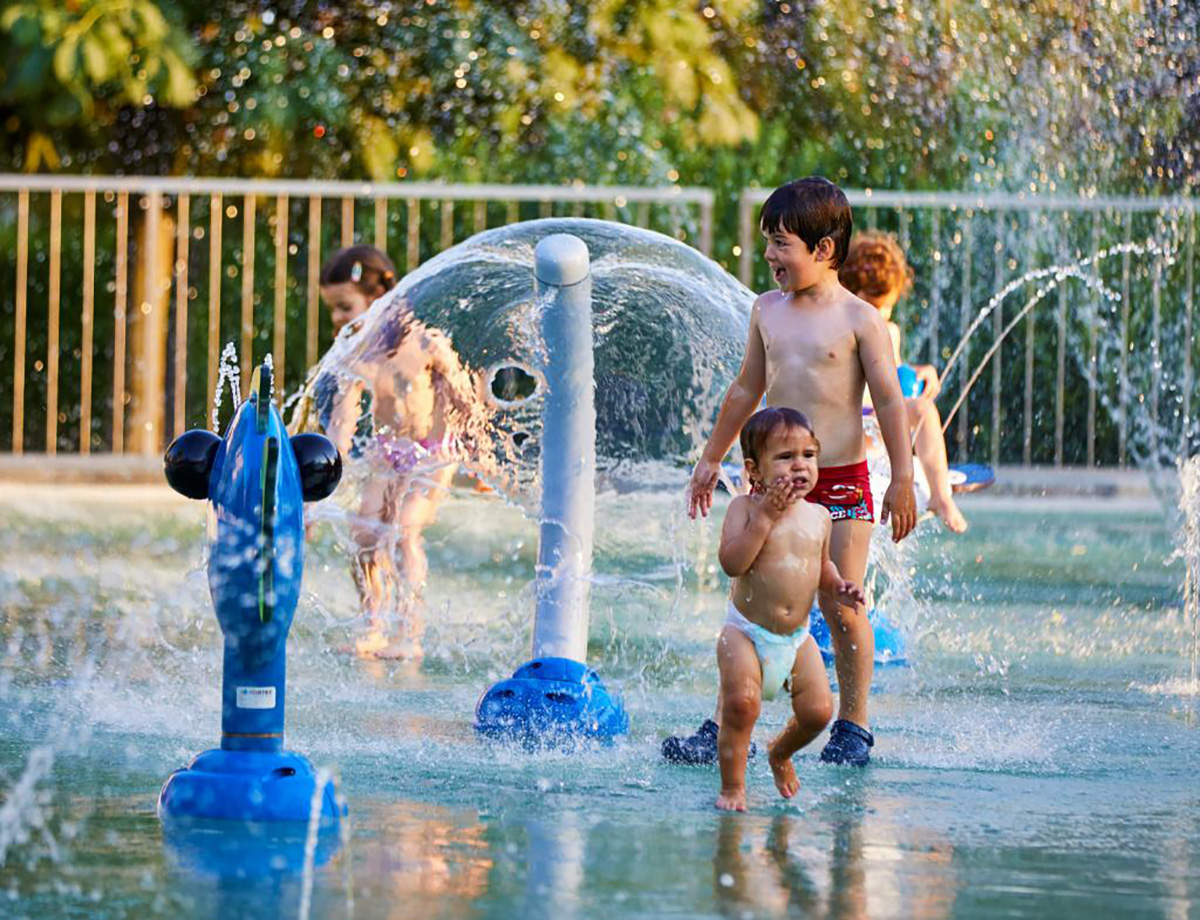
[164,430,221,500]
[291,433,342,502]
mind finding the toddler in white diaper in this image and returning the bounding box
[714,407,865,812]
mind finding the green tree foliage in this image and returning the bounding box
[0,0,1196,192]
[0,0,195,170]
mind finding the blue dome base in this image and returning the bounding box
[810,606,908,666]
[158,749,345,825]
[475,657,629,745]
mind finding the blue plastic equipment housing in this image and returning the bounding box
[159,749,342,824]
[475,657,629,744]
[158,363,345,827]
[810,606,908,666]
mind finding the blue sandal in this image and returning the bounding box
[818,719,874,767]
[661,719,757,765]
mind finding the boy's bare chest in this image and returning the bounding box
[759,309,857,371]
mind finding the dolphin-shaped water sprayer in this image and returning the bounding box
[158,360,344,827]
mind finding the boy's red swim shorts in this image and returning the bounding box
[805,459,874,523]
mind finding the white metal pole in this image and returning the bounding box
[531,234,595,662]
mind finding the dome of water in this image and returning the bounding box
[295,219,753,496]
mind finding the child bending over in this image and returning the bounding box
[715,407,864,811]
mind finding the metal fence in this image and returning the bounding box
[2,176,1195,467]
[739,189,1197,469]
[0,176,712,456]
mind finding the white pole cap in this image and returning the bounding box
[534,234,590,287]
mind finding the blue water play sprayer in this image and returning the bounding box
[475,233,628,744]
[158,360,345,826]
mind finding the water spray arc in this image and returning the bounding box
[157,360,345,825]
[475,234,628,742]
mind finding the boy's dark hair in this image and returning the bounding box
[739,406,818,469]
[319,245,397,297]
[758,177,853,269]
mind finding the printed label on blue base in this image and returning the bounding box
[236,686,276,709]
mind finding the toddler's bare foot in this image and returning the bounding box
[344,631,424,660]
[715,788,747,811]
[768,743,800,799]
[929,496,968,534]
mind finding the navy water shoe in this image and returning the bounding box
[818,719,874,766]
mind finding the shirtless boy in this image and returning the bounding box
[715,407,865,811]
[666,177,917,767]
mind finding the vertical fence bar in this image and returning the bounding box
[45,190,62,454]
[375,197,388,253]
[473,200,486,235]
[341,197,354,248]
[957,217,973,461]
[206,194,223,431]
[136,190,164,455]
[307,196,321,371]
[113,192,129,453]
[11,190,28,454]
[738,193,754,286]
[406,199,420,272]
[929,208,941,367]
[173,194,190,438]
[699,200,713,257]
[1054,220,1067,468]
[1088,214,1100,467]
[636,202,650,229]
[991,210,1004,467]
[539,200,552,219]
[1184,211,1195,459]
[1150,213,1163,464]
[1022,232,1035,468]
[440,201,454,250]
[240,194,256,391]
[866,207,877,230]
[80,190,95,455]
[1118,213,1132,468]
[273,194,288,397]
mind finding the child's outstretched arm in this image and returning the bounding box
[422,326,500,476]
[818,514,866,607]
[689,300,768,519]
[858,306,918,542]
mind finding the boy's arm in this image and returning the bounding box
[817,514,866,605]
[422,326,501,477]
[325,377,367,457]
[718,496,773,577]
[858,305,918,543]
[689,299,768,518]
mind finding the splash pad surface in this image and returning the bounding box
[2,480,1197,920]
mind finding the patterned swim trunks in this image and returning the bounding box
[805,459,874,523]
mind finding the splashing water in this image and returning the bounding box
[935,237,1175,437]
[1181,456,1200,709]
[211,342,242,431]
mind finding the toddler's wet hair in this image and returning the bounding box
[739,406,818,467]
[319,245,397,296]
[839,231,913,302]
[758,177,852,269]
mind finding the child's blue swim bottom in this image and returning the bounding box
[725,602,812,702]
